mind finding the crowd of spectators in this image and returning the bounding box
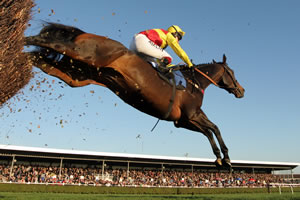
[0,164,297,187]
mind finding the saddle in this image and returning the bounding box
[151,62,186,90]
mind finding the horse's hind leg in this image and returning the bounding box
[27,52,104,87]
[25,35,78,59]
[25,33,127,67]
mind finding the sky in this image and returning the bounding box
[1,0,300,173]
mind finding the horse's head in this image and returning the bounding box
[217,55,245,98]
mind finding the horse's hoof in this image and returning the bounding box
[215,158,222,167]
[222,158,232,168]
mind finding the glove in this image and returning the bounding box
[187,59,194,68]
[189,66,195,74]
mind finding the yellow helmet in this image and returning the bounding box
[167,25,186,38]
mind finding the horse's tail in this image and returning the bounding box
[38,22,85,42]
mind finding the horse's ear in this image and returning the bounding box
[212,59,217,64]
[223,54,227,64]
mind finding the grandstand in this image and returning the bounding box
[0,144,299,175]
[1,144,300,188]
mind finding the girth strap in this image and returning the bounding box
[163,73,176,119]
[151,72,176,132]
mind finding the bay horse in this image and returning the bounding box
[25,23,245,167]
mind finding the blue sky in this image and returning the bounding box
[1,0,300,173]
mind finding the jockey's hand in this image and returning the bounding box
[187,65,194,76]
[187,64,195,71]
[188,59,195,68]
[189,66,195,73]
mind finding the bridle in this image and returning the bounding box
[218,64,241,94]
[194,63,240,93]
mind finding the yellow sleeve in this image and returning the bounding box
[166,32,193,67]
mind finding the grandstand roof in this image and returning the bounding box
[0,144,299,172]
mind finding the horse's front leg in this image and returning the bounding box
[196,110,231,167]
[175,108,231,167]
[174,114,223,167]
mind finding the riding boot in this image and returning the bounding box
[157,58,170,74]
[161,67,175,80]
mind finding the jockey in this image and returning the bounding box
[130,25,193,69]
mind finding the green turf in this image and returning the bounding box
[0,192,299,200]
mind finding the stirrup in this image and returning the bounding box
[166,64,176,68]
[157,64,169,74]
[167,64,182,71]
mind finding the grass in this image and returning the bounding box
[0,192,299,200]
[1,184,300,199]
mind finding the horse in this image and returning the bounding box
[25,23,245,167]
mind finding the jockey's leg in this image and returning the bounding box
[130,34,173,66]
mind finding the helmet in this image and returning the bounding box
[167,25,186,38]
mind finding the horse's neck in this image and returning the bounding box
[196,64,223,88]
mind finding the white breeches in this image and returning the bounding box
[129,34,173,62]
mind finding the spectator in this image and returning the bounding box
[0,163,296,187]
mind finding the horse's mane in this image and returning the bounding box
[195,60,222,69]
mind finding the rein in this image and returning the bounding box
[194,68,219,87]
